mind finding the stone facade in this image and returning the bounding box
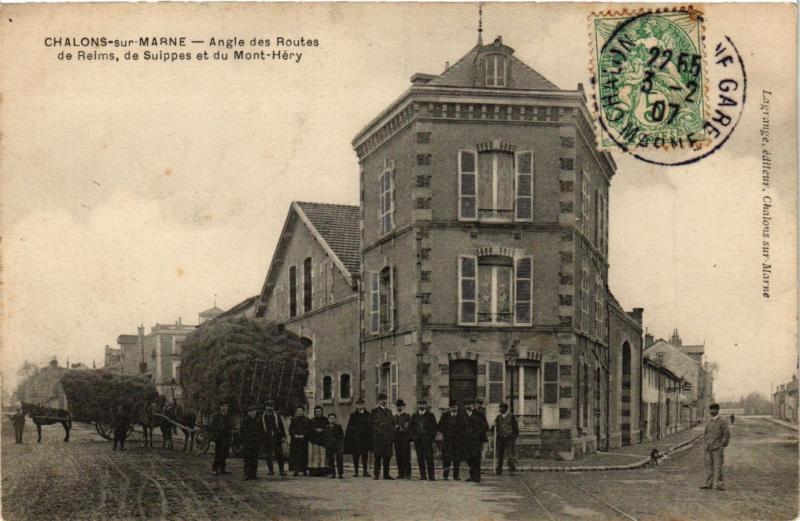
[353,36,642,459]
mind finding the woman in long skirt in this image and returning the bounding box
[289,406,309,476]
[306,406,330,476]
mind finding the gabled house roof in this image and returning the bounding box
[295,201,360,275]
[255,201,360,317]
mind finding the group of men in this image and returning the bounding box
[205,393,520,483]
[349,392,518,483]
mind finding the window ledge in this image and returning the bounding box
[320,399,334,405]
[338,398,353,405]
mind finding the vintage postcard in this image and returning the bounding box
[1,3,797,521]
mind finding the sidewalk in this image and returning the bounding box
[335,425,704,474]
[764,417,800,431]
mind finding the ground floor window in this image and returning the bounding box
[449,360,477,406]
[505,363,541,428]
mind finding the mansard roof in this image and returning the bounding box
[425,40,559,91]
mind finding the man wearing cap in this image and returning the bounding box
[262,400,287,477]
[700,403,731,491]
[463,399,489,483]
[437,401,463,480]
[370,393,395,479]
[209,401,233,475]
[241,405,264,480]
[393,399,412,479]
[410,399,438,480]
[492,402,519,475]
[344,398,371,477]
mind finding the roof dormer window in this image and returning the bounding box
[485,54,506,87]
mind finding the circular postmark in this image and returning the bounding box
[591,8,746,165]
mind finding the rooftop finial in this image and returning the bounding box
[477,3,484,45]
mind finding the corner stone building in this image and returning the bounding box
[254,35,643,459]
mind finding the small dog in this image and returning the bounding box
[649,448,661,466]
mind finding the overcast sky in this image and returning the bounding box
[2,3,796,401]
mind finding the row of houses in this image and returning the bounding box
[103,33,714,459]
[773,375,798,424]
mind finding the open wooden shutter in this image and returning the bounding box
[515,256,532,325]
[390,362,398,403]
[459,150,477,220]
[369,271,379,334]
[459,255,478,324]
[488,361,504,404]
[389,267,396,331]
[515,151,533,221]
[375,365,380,401]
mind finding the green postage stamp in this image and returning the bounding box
[590,7,707,151]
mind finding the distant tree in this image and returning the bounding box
[741,391,772,415]
[13,360,40,403]
[179,317,309,417]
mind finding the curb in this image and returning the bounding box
[763,417,799,432]
[494,431,704,473]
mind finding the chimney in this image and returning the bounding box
[444,61,450,71]
[645,333,654,349]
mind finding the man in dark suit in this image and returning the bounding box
[344,398,371,477]
[11,407,25,444]
[261,400,287,476]
[393,399,412,479]
[240,405,264,480]
[438,400,463,480]
[209,401,233,475]
[410,399,438,480]
[370,393,394,480]
[463,399,488,483]
[112,405,129,451]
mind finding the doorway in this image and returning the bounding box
[449,360,478,407]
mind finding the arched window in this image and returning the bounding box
[322,375,333,400]
[340,374,351,400]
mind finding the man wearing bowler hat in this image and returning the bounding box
[410,399,438,480]
[393,399,412,479]
[463,398,488,483]
[370,393,394,479]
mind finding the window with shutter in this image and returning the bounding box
[289,266,298,318]
[543,361,559,404]
[390,362,398,403]
[379,267,392,332]
[459,256,478,324]
[369,272,379,334]
[515,256,532,325]
[380,161,395,235]
[303,257,313,313]
[582,172,591,235]
[488,361,504,404]
[515,151,533,221]
[581,260,590,332]
[458,150,477,220]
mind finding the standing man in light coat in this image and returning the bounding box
[700,403,731,491]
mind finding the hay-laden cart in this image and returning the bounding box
[188,358,301,457]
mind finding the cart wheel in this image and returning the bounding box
[230,432,243,458]
[95,422,113,440]
[195,429,211,454]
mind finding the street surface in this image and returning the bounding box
[2,416,796,521]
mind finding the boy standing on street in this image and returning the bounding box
[323,413,345,479]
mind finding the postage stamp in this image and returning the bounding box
[590,7,708,153]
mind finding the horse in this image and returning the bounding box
[163,402,197,451]
[137,400,158,448]
[21,402,71,442]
